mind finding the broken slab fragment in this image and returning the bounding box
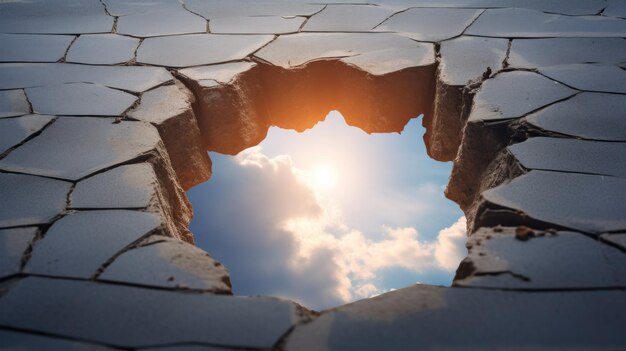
[426,36,508,161]
[210,16,305,34]
[0,114,54,155]
[26,83,137,116]
[466,8,626,38]
[100,236,231,293]
[116,8,207,37]
[0,63,173,93]
[128,82,211,189]
[0,329,119,351]
[508,38,626,69]
[303,5,397,32]
[0,34,74,62]
[480,170,626,234]
[66,34,139,65]
[523,93,626,141]
[509,137,626,178]
[0,89,30,118]
[0,227,37,279]
[0,0,113,34]
[137,34,273,68]
[285,284,626,350]
[468,71,576,122]
[0,276,308,349]
[539,64,626,94]
[25,210,162,279]
[454,227,626,289]
[0,173,71,228]
[373,8,482,42]
[0,117,161,181]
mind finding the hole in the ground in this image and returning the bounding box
[187,110,464,311]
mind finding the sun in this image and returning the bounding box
[313,164,337,188]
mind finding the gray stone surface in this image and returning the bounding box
[0,63,172,93]
[0,173,71,228]
[482,171,626,234]
[374,8,483,42]
[0,329,118,351]
[508,38,626,69]
[438,36,507,86]
[210,16,305,34]
[469,71,576,122]
[71,163,157,209]
[177,62,257,85]
[0,227,37,279]
[605,0,626,18]
[0,117,161,180]
[540,64,626,94]
[0,114,54,154]
[102,0,182,16]
[0,0,113,34]
[0,276,304,349]
[26,83,137,116]
[303,5,396,32]
[137,34,273,67]
[509,137,626,178]
[524,93,626,141]
[25,210,161,278]
[255,32,435,75]
[66,34,139,65]
[0,34,74,62]
[456,227,626,289]
[466,8,626,37]
[285,285,626,350]
[184,1,323,18]
[117,9,206,37]
[100,236,231,292]
[0,89,31,118]
[601,233,626,251]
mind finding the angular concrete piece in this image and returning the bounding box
[210,16,305,34]
[524,93,626,141]
[184,1,323,18]
[0,117,161,180]
[304,5,396,32]
[0,329,118,351]
[374,8,483,42]
[100,236,231,292]
[509,137,626,178]
[540,64,626,94]
[0,114,54,154]
[285,285,626,350]
[0,89,30,118]
[469,71,576,122]
[26,83,137,116]
[117,9,206,37]
[66,34,139,65]
[482,171,626,234]
[466,8,626,37]
[0,277,305,349]
[25,210,161,278]
[71,163,157,209]
[0,63,172,93]
[177,62,257,85]
[255,32,435,75]
[0,0,113,34]
[137,34,273,68]
[0,34,74,62]
[455,227,626,289]
[508,38,626,69]
[0,227,37,279]
[438,36,507,86]
[0,173,71,228]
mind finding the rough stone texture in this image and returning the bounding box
[100,236,231,292]
[1,1,626,349]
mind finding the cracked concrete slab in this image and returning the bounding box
[183,1,324,19]
[25,210,162,279]
[539,64,626,94]
[0,114,54,154]
[210,16,305,34]
[0,89,31,118]
[0,227,38,279]
[0,173,71,228]
[0,329,119,351]
[604,0,626,18]
[455,227,626,289]
[66,34,139,65]
[117,9,207,37]
[0,34,74,62]
[303,5,397,32]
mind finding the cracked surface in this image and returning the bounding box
[0,1,625,349]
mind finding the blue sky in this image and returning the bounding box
[188,112,466,310]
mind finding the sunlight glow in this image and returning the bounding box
[313,164,337,188]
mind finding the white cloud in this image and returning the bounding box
[192,147,468,310]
